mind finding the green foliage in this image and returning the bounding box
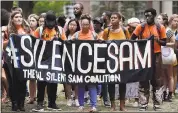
[33,1,71,16]
[13,1,18,7]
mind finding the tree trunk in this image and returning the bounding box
[19,1,34,19]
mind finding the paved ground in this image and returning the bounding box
[1,84,178,112]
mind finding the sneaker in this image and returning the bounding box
[104,101,111,107]
[67,99,73,106]
[97,95,101,101]
[139,104,148,111]
[74,99,80,107]
[78,106,84,112]
[132,101,139,107]
[153,105,161,111]
[90,107,97,112]
[47,104,62,111]
[32,104,44,112]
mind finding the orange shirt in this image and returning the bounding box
[16,25,26,35]
[71,30,98,40]
[34,26,67,41]
[133,24,166,53]
[102,27,130,40]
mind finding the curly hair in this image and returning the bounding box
[7,11,30,36]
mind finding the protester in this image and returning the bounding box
[71,14,98,112]
[101,11,112,29]
[1,8,10,104]
[57,15,66,28]
[93,17,104,39]
[102,12,130,111]
[38,13,46,26]
[26,14,39,104]
[131,8,167,111]
[65,19,80,106]
[126,17,140,107]
[32,10,66,112]
[2,11,31,111]
[157,13,176,102]
[169,14,178,96]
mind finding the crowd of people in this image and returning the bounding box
[1,2,178,112]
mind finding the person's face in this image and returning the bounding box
[81,19,90,31]
[144,12,155,25]
[30,17,38,28]
[12,13,23,26]
[110,14,120,25]
[39,18,45,26]
[157,15,164,24]
[73,4,82,15]
[171,17,178,29]
[68,21,77,33]
[93,21,101,31]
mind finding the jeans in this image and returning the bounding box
[78,84,97,107]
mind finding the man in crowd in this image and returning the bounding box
[131,8,167,111]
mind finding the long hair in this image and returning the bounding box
[7,11,30,37]
[66,19,80,38]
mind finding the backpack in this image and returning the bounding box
[139,22,161,39]
[39,26,63,39]
[75,31,97,40]
[107,26,128,39]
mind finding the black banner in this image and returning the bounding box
[5,34,154,84]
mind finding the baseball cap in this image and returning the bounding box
[45,10,56,28]
[93,17,103,24]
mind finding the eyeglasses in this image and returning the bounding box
[69,24,77,27]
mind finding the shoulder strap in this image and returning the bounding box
[107,27,110,40]
[75,31,79,40]
[92,31,97,40]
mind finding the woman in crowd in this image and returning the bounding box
[38,13,46,26]
[65,18,80,106]
[2,11,30,111]
[27,14,39,104]
[71,14,98,112]
[157,13,176,101]
[169,14,178,96]
[102,12,130,111]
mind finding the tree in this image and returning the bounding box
[19,1,34,19]
[33,1,71,16]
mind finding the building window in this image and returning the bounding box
[173,1,178,14]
